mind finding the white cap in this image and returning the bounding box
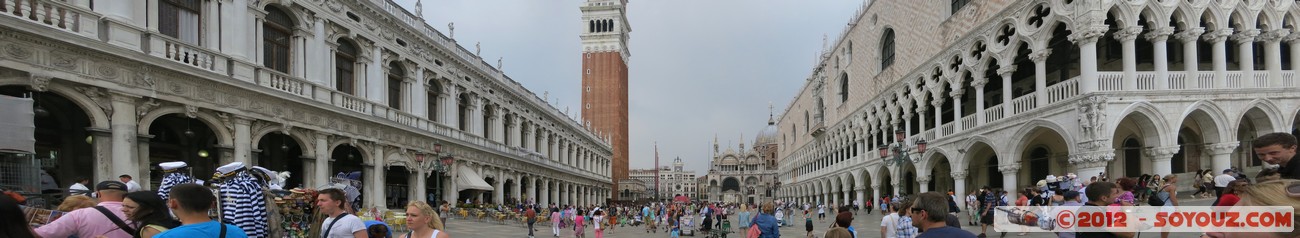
[160,162,188,170]
[1046,175,1058,183]
[216,162,246,175]
[252,166,276,179]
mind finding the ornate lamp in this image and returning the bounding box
[881,128,927,167]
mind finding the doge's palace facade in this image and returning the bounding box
[0,0,611,209]
[776,0,1300,207]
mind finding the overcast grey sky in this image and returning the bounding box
[394,0,865,176]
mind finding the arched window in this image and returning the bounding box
[387,61,405,109]
[335,39,358,95]
[263,7,294,73]
[839,72,849,102]
[427,78,441,121]
[160,0,202,45]
[881,28,896,69]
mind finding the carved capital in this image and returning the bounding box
[971,76,990,87]
[1201,29,1234,43]
[950,171,968,180]
[76,86,113,116]
[997,164,1021,173]
[1068,152,1114,169]
[1206,142,1239,155]
[1174,27,1206,43]
[915,175,932,183]
[1112,27,1144,41]
[1230,29,1261,43]
[1258,29,1291,43]
[996,65,1017,77]
[1144,146,1180,161]
[1143,27,1175,42]
[135,98,160,120]
[1028,49,1052,63]
[1068,24,1109,44]
[1285,33,1300,44]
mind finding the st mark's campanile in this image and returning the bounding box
[580,0,630,200]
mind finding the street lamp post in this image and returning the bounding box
[877,128,927,168]
[418,143,457,201]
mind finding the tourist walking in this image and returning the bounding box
[36,181,134,238]
[153,183,248,238]
[401,201,450,238]
[317,188,368,238]
[913,192,976,238]
[552,208,563,237]
[122,191,181,238]
[1252,133,1300,179]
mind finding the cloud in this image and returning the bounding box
[396,0,865,177]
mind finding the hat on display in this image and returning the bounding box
[160,161,188,171]
[1046,175,1058,183]
[217,162,246,175]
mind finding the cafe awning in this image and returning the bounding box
[455,165,493,192]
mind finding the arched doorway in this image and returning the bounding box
[331,144,364,209]
[256,132,303,188]
[1109,109,1163,178]
[1236,107,1275,170]
[147,114,221,189]
[929,156,954,194]
[385,166,410,209]
[0,86,93,195]
[1018,127,1069,188]
[1177,109,1222,173]
[964,142,1001,190]
[878,167,894,197]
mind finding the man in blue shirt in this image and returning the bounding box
[913,192,976,238]
[155,183,248,238]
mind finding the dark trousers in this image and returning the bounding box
[527,221,535,236]
[1213,187,1225,205]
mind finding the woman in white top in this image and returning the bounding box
[402,201,450,238]
[592,210,605,238]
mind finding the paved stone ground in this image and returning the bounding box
[439,196,1215,238]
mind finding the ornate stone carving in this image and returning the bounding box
[1068,24,1108,44]
[997,164,1021,173]
[950,171,968,180]
[75,86,112,116]
[216,112,235,131]
[184,105,199,118]
[1076,95,1107,141]
[1028,49,1052,63]
[1068,151,1114,168]
[1201,29,1234,43]
[136,98,160,120]
[5,43,32,60]
[1144,146,1180,161]
[1174,27,1206,43]
[1230,29,1261,43]
[50,52,77,70]
[96,64,120,79]
[1205,142,1239,155]
[134,66,154,87]
[1112,27,1144,41]
[1143,27,1175,42]
[996,65,1017,77]
[1257,29,1290,43]
[29,73,51,92]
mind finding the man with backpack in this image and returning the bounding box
[36,181,134,238]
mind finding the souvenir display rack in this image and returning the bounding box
[272,188,319,238]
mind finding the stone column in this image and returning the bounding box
[1175,28,1205,81]
[1204,29,1233,88]
[951,171,968,202]
[871,185,881,206]
[233,116,252,165]
[136,135,152,189]
[493,170,505,204]
[1207,142,1239,174]
[109,93,138,181]
[1145,146,1180,176]
[972,77,987,124]
[855,186,866,209]
[1070,24,1106,93]
[842,187,852,207]
[366,42,385,102]
[998,65,1015,114]
[917,175,932,193]
[1030,49,1050,107]
[1289,35,1300,75]
[890,181,901,197]
[367,146,385,208]
[314,132,329,188]
[950,88,963,132]
[1260,30,1288,87]
[998,164,1020,192]
[1146,27,1174,89]
[412,169,425,202]
[1232,29,1260,86]
[1116,27,1142,90]
[512,174,522,203]
[412,70,427,117]
[88,128,112,182]
[540,179,550,205]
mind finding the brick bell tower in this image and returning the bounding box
[580,0,630,201]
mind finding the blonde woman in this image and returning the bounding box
[401,201,451,238]
[1205,179,1300,238]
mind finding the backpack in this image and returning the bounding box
[1147,185,1171,206]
